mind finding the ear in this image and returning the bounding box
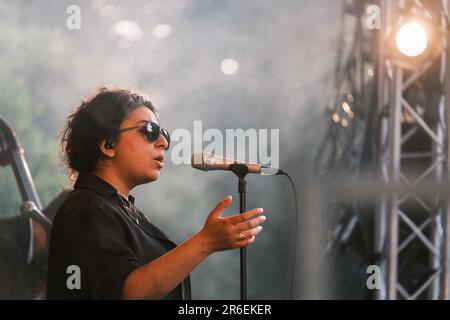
[99,139,115,158]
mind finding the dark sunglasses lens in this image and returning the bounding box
[144,122,159,141]
[161,128,170,150]
[144,122,170,150]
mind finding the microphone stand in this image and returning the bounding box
[229,163,249,300]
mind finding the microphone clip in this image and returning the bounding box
[229,163,249,177]
[229,163,249,195]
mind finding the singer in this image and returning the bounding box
[46,87,266,300]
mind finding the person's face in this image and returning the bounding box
[112,107,169,186]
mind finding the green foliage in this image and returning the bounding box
[0,4,67,215]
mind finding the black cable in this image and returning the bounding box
[278,169,298,300]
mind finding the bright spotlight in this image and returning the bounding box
[221,59,239,75]
[153,24,172,39]
[113,20,143,42]
[395,22,428,57]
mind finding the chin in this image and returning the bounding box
[146,170,160,182]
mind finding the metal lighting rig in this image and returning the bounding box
[318,0,450,299]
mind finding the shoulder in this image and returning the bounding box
[52,188,126,234]
[53,189,95,223]
[56,188,110,218]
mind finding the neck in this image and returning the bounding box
[94,167,133,199]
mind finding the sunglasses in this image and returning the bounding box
[116,121,170,150]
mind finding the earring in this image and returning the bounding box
[105,141,113,149]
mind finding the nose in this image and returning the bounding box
[155,132,169,150]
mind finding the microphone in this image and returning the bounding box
[21,200,52,230]
[191,152,283,175]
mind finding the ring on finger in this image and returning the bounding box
[239,232,245,241]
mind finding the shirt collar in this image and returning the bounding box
[74,171,135,204]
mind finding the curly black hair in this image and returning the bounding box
[60,87,156,173]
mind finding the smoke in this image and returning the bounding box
[0,0,342,299]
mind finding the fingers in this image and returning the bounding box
[238,226,263,241]
[235,215,266,231]
[204,199,266,252]
[226,207,264,225]
[232,215,266,249]
[236,236,256,248]
[209,195,233,218]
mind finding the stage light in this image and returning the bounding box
[348,111,354,119]
[387,8,439,70]
[221,59,239,75]
[153,24,172,39]
[342,102,351,114]
[332,113,340,123]
[395,22,428,57]
[113,20,143,42]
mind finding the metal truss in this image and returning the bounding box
[376,0,450,300]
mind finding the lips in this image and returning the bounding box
[154,154,165,168]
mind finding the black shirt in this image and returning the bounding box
[47,172,191,300]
